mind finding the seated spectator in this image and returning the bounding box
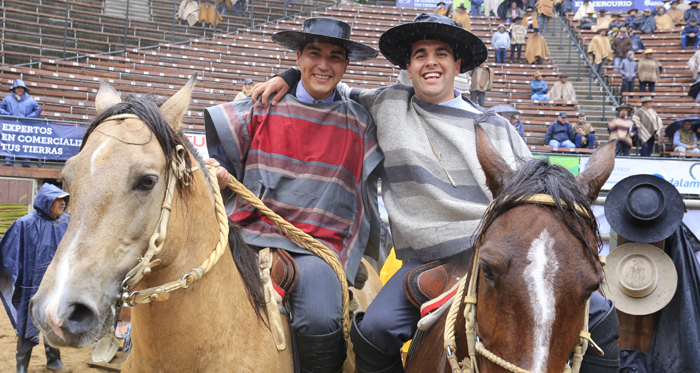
[510,113,525,139]
[235,78,253,100]
[579,11,596,30]
[178,0,200,26]
[1,80,41,167]
[686,0,700,24]
[655,7,675,30]
[688,49,700,80]
[608,104,636,156]
[469,61,494,106]
[625,8,639,27]
[453,4,472,31]
[550,72,576,101]
[612,27,632,65]
[434,1,452,16]
[233,0,246,17]
[492,24,511,63]
[535,0,553,33]
[682,20,700,49]
[573,113,596,148]
[588,28,612,78]
[525,28,549,64]
[592,9,612,32]
[638,49,663,92]
[668,0,685,24]
[506,2,525,23]
[609,26,620,41]
[608,14,624,31]
[673,120,700,153]
[530,71,549,100]
[544,112,575,148]
[523,7,538,28]
[574,0,595,20]
[628,28,647,50]
[620,51,638,95]
[198,0,222,28]
[631,9,657,34]
[470,0,482,16]
[510,17,528,62]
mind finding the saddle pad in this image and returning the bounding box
[268,248,298,302]
[419,281,460,318]
[403,252,471,309]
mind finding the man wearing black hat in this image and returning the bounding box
[252,13,531,372]
[435,1,451,16]
[204,18,386,373]
[509,16,527,62]
[608,104,636,156]
[685,0,700,24]
[625,8,639,28]
[633,96,663,156]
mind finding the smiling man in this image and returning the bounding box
[203,18,386,373]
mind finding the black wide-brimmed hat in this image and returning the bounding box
[605,175,684,243]
[272,17,378,62]
[378,13,487,73]
[616,103,633,111]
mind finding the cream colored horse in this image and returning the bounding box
[29,77,380,372]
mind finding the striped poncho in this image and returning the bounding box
[204,92,386,284]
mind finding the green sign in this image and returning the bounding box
[534,155,580,176]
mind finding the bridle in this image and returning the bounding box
[444,194,604,373]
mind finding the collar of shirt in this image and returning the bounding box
[439,89,481,114]
[295,82,336,104]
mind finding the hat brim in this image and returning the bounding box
[378,22,487,73]
[603,243,677,315]
[604,175,684,243]
[271,31,378,62]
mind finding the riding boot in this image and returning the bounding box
[296,326,346,373]
[45,343,72,372]
[351,313,404,373]
[580,304,620,373]
[16,338,34,373]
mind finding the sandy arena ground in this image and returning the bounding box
[0,310,103,373]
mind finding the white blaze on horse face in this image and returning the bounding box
[524,228,559,373]
[90,138,111,176]
[44,226,81,341]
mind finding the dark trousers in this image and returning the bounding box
[615,141,631,156]
[591,58,607,79]
[234,0,246,17]
[639,81,655,92]
[510,44,522,61]
[470,91,486,107]
[620,79,635,95]
[640,136,655,156]
[215,1,228,15]
[575,133,596,149]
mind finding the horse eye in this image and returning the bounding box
[136,176,157,191]
[481,263,495,282]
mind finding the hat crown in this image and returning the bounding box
[617,253,659,298]
[625,184,666,223]
[302,17,351,40]
[412,12,459,27]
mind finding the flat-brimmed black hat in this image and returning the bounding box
[628,8,638,14]
[605,175,684,243]
[378,13,487,73]
[272,17,378,62]
[616,103,633,111]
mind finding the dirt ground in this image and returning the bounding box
[0,310,103,373]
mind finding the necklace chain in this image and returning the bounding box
[410,96,457,188]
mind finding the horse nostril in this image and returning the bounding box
[62,303,98,335]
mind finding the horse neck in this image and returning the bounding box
[125,169,257,371]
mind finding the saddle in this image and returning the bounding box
[403,250,472,311]
[261,248,299,302]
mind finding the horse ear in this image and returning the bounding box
[576,140,616,204]
[160,74,197,132]
[475,125,514,198]
[95,82,122,115]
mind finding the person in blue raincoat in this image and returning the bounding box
[1,79,41,167]
[0,183,71,373]
[530,70,549,100]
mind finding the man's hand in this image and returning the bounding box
[691,33,697,38]
[204,158,232,190]
[250,77,290,107]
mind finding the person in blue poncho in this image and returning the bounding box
[0,183,71,373]
[1,79,42,167]
[530,70,549,100]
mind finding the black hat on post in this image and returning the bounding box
[604,175,685,243]
[272,17,378,62]
[378,13,487,73]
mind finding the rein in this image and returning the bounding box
[443,193,604,373]
[106,114,351,341]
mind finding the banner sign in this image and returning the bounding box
[0,117,86,161]
[184,132,209,159]
[397,0,664,13]
[580,157,700,195]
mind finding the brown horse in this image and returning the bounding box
[27,78,306,372]
[405,127,616,373]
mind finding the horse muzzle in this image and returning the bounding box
[30,294,108,348]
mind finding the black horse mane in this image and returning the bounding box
[82,93,266,323]
[476,157,605,283]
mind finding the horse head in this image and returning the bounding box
[471,126,615,372]
[29,76,202,348]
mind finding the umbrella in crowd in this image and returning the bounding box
[664,116,700,139]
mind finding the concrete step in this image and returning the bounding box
[104,0,149,20]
